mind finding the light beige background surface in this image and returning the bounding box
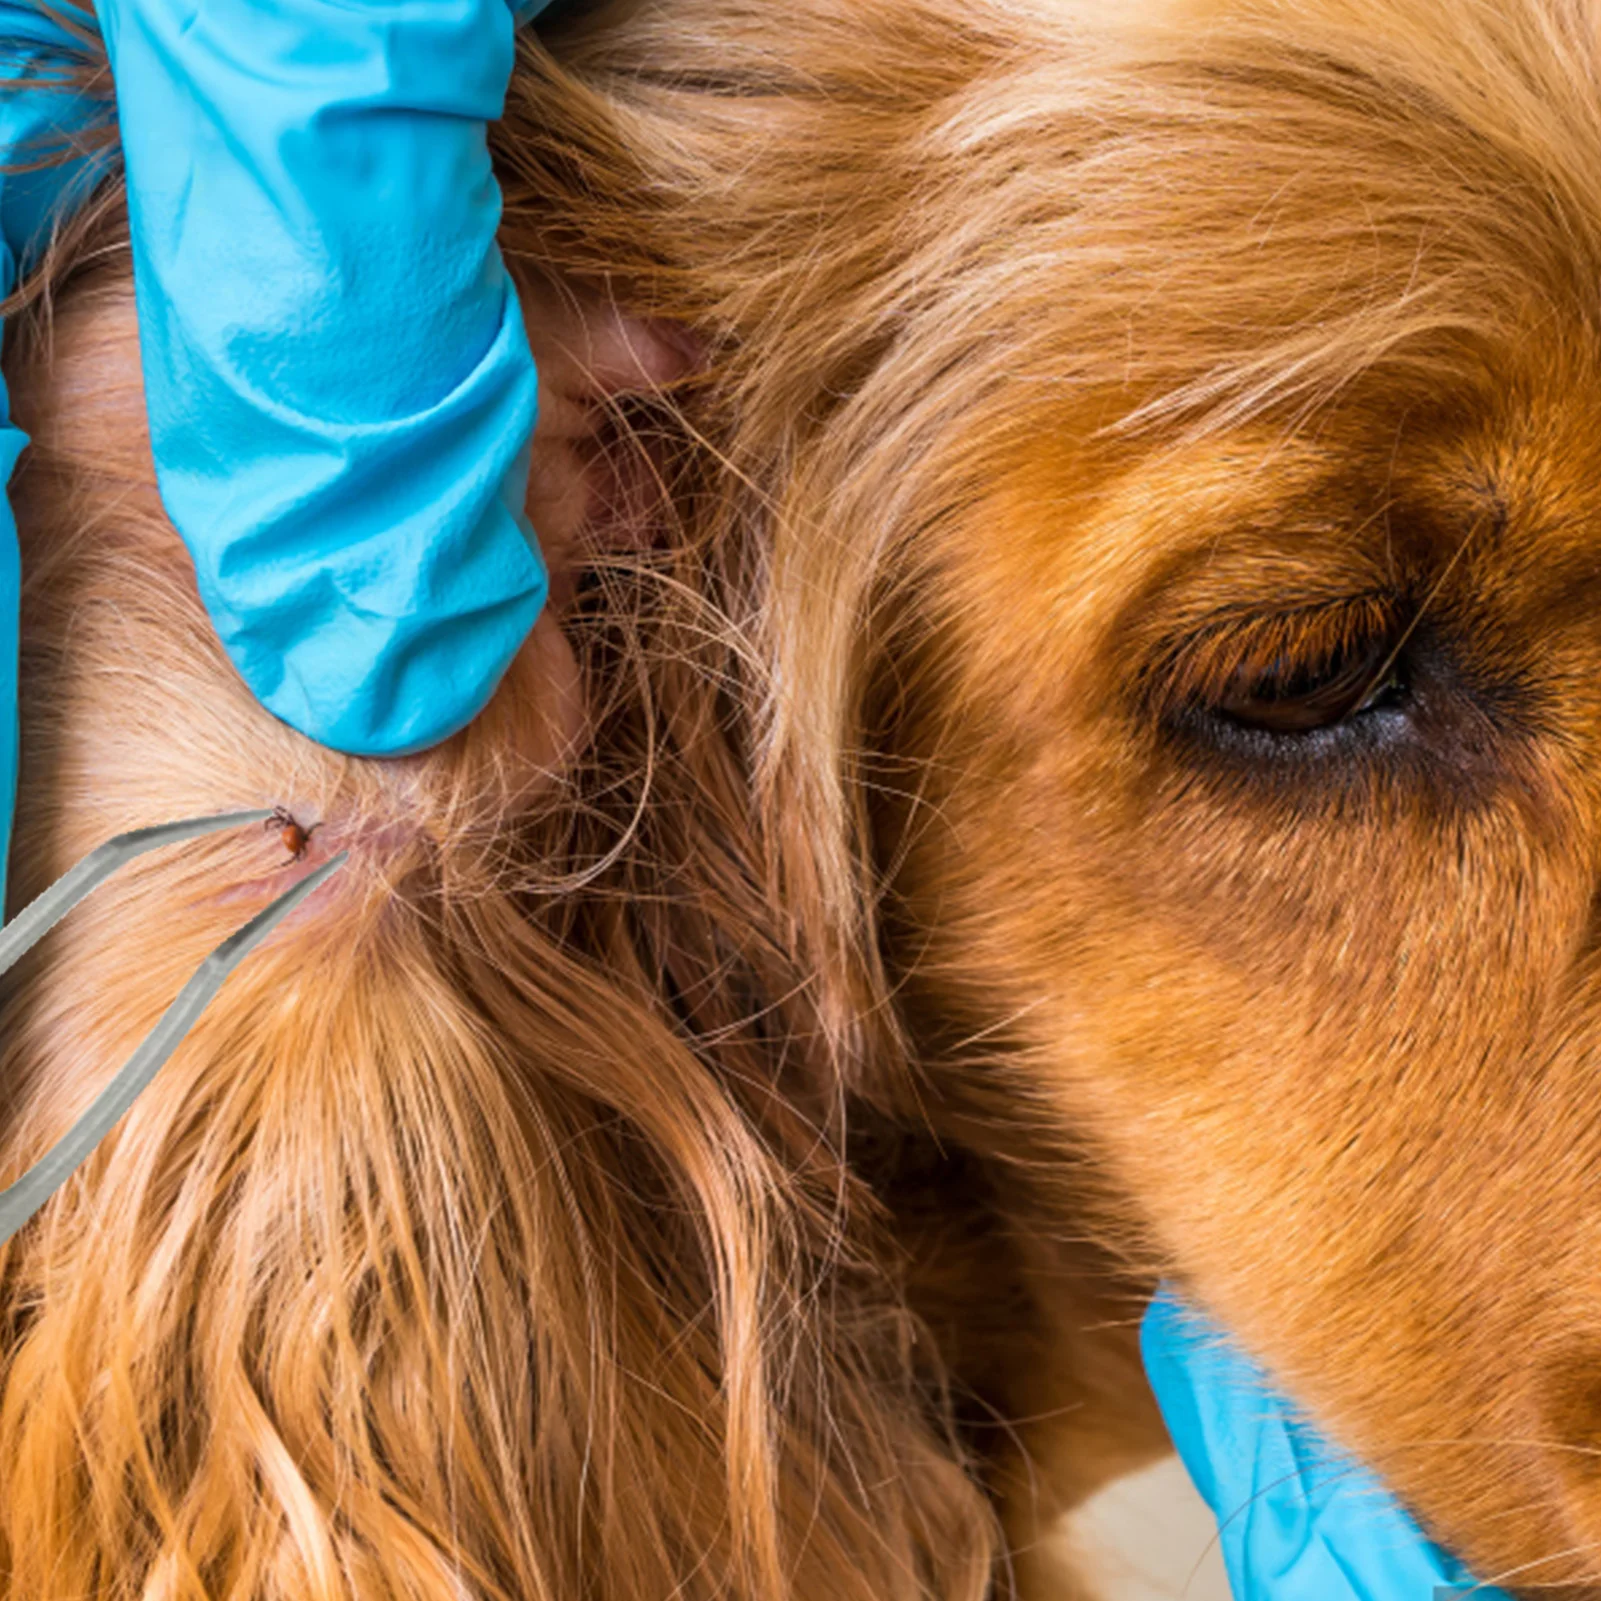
[1061,1455,1235,1599]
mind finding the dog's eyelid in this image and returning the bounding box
[1138,588,1411,729]
[1145,589,1401,685]
[1182,586,1396,636]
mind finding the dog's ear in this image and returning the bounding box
[521,274,706,609]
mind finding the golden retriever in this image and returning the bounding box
[3,0,1597,1597]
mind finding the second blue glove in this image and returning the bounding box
[1141,1283,1513,1601]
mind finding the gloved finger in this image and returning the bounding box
[92,0,551,759]
[0,9,121,915]
[1141,1283,1512,1601]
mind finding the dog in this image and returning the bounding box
[4,0,1601,1597]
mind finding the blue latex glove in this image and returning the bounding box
[1141,1281,1514,1600]
[0,0,560,913]
[0,8,122,915]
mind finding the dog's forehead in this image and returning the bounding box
[982,0,1601,455]
[1122,383,1601,613]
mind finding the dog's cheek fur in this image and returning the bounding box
[871,375,1601,1585]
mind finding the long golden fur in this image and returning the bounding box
[5,0,1601,1596]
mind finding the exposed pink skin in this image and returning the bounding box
[203,811,438,934]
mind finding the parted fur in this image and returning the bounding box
[7,1,1601,1598]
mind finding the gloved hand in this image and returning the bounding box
[1141,1280,1514,1600]
[0,0,565,914]
[0,3,122,915]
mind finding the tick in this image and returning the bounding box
[265,805,321,864]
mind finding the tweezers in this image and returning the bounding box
[0,807,348,1248]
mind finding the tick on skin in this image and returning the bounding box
[265,805,321,865]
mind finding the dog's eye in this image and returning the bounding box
[1159,596,1410,738]
[1214,632,1404,733]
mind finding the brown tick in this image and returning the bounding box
[265,805,321,865]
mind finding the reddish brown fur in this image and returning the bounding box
[5,0,1601,1597]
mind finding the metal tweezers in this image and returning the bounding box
[0,808,348,1249]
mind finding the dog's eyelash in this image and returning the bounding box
[1154,593,1409,735]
